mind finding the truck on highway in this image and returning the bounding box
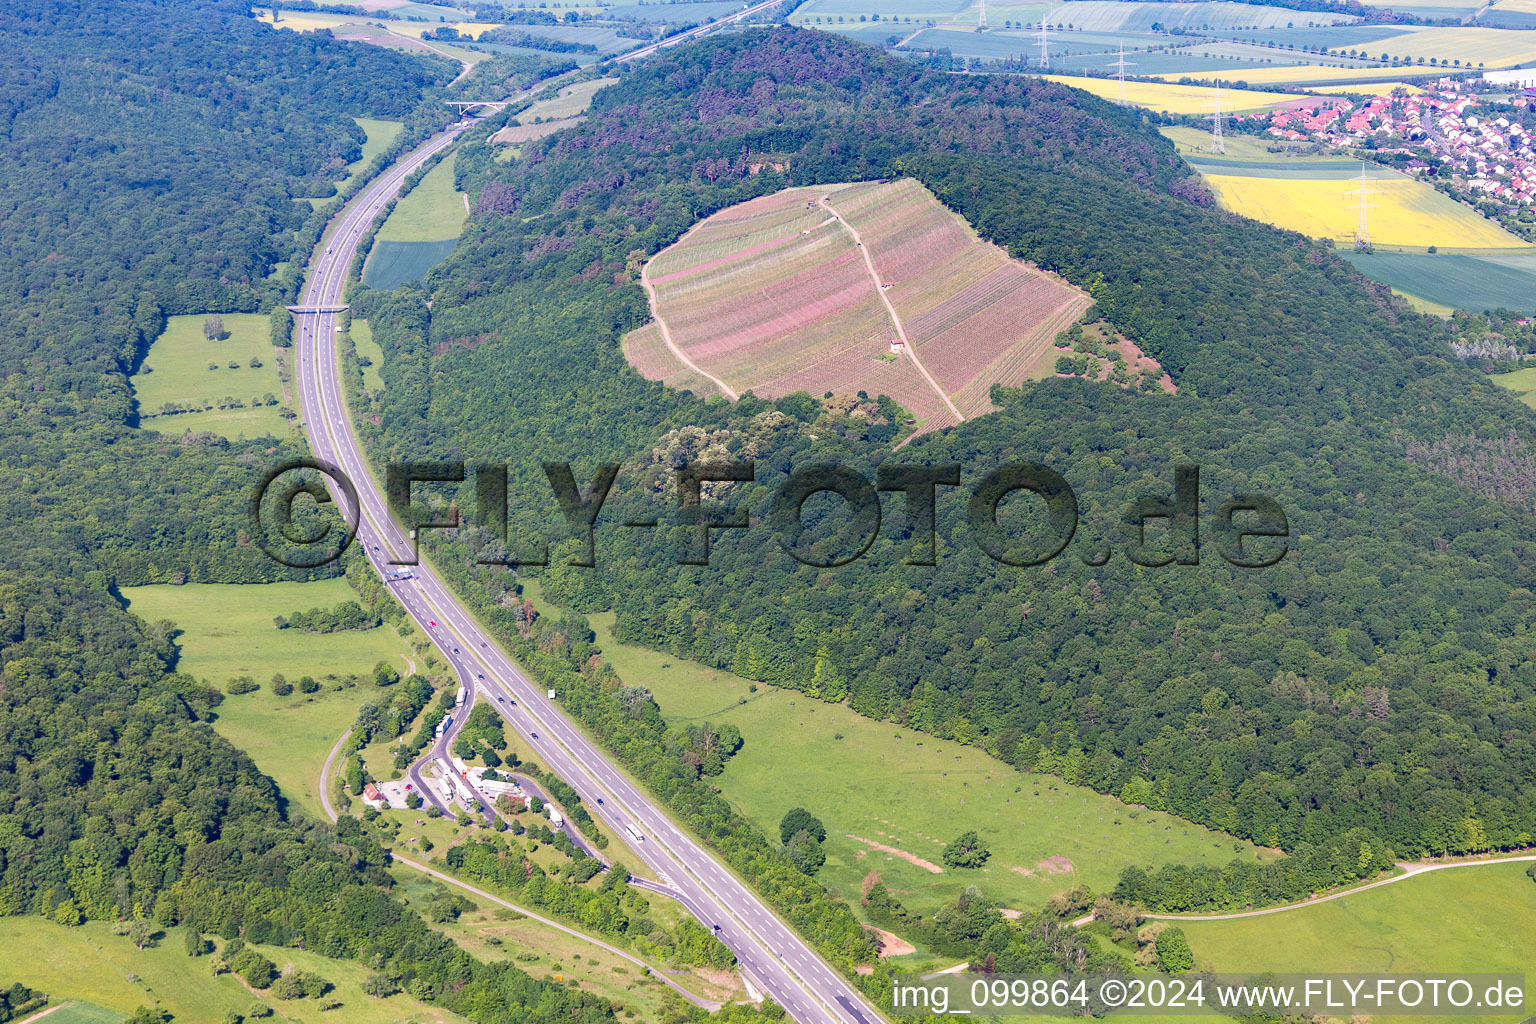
[625,823,645,842]
[435,713,452,737]
[384,568,415,583]
[455,685,466,706]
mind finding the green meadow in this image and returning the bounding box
[350,319,387,393]
[376,159,466,243]
[388,869,742,1015]
[42,1004,127,1024]
[131,312,290,440]
[121,581,412,818]
[0,918,462,1024]
[1490,366,1536,410]
[342,117,403,191]
[519,585,1266,919]
[1178,861,1536,1024]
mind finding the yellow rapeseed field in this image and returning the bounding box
[1042,75,1299,114]
[1161,64,1424,85]
[1204,174,1529,249]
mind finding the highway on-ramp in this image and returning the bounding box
[288,91,886,1024]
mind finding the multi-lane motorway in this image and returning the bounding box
[288,85,885,1024]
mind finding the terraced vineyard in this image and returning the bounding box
[628,179,1093,433]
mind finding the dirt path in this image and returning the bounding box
[1137,853,1536,923]
[818,197,964,423]
[15,1003,67,1024]
[639,225,740,401]
[845,833,944,874]
[392,852,721,1008]
[318,727,352,822]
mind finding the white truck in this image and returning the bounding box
[548,806,564,828]
[625,823,645,842]
[455,685,466,706]
[435,713,453,738]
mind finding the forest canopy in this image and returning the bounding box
[356,28,1536,868]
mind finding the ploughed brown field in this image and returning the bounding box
[625,178,1092,434]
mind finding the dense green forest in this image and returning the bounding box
[353,27,1536,887]
[0,0,626,1020]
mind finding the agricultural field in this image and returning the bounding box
[1204,173,1528,249]
[1178,861,1536,1024]
[1342,251,1536,313]
[502,24,636,53]
[566,604,1269,922]
[791,0,973,20]
[629,179,1090,432]
[1162,62,1467,84]
[131,312,290,440]
[519,76,618,121]
[1049,48,1299,75]
[253,8,490,62]
[1365,25,1536,68]
[1047,75,1301,113]
[364,157,466,288]
[363,240,461,289]
[0,918,459,1024]
[1039,0,1357,32]
[1159,127,1529,250]
[121,580,413,816]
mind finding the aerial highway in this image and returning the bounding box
[288,90,887,1024]
[616,0,787,62]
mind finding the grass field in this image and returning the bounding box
[121,580,412,817]
[343,117,403,190]
[131,312,290,440]
[0,918,461,1024]
[1206,174,1527,248]
[389,869,741,1014]
[350,319,387,392]
[1488,366,1536,408]
[1045,74,1300,113]
[546,594,1267,921]
[43,1004,127,1024]
[1179,862,1536,1024]
[1162,126,1343,162]
[1342,251,1536,313]
[520,76,618,121]
[302,118,402,207]
[376,159,466,243]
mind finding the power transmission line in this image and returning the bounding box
[1345,161,1381,249]
[1108,45,1134,105]
[1203,79,1226,154]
